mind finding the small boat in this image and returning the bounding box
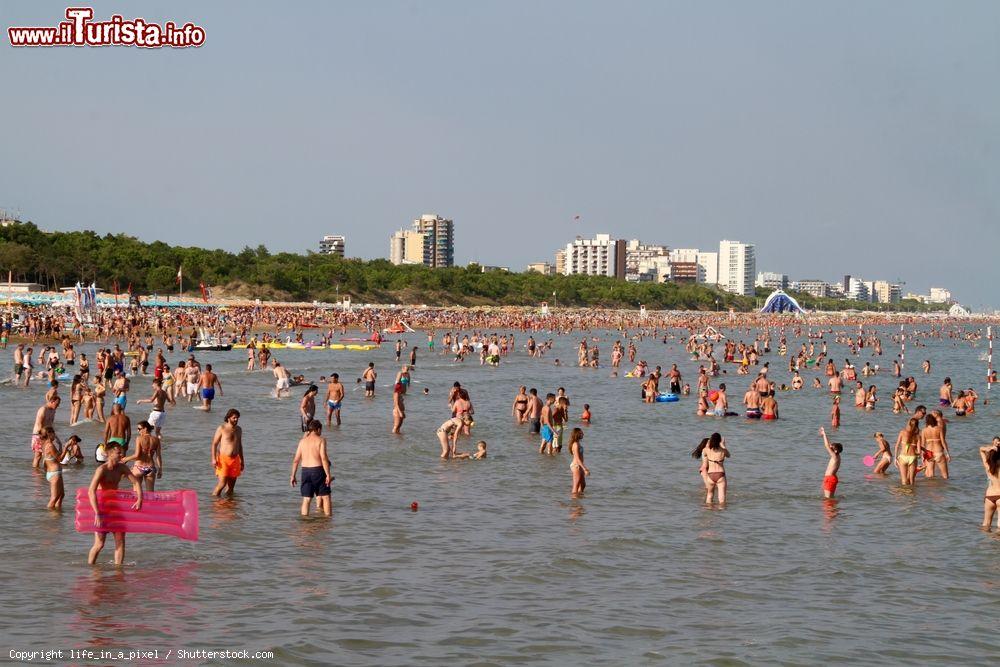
[189,341,233,352]
[187,328,233,352]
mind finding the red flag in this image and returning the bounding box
[126,282,133,296]
[199,282,208,303]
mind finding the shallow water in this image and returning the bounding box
[1,326,998,665]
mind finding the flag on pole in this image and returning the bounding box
[176,266,182,284]
[199,282,209,303]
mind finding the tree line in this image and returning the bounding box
[0,223,944,312]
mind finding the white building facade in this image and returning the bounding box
[563,234,616,277]
[755,272,789,291]
[717,240,755,296]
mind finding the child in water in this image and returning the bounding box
[830,395,841,428]
[581,404,592,423]
[871,432,892,474]
[819,427,842,498]
[453,441,488,460]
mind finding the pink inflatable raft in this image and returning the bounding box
[74,488,199,541]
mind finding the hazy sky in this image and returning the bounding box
[2,1,998,307]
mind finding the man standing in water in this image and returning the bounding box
[87,442,143,565]
[198,364,223,411]
[31,395,60,468]
[300,385,318,432]
[273,360,291,398]
[290,420,332,516]
[527,388,542,434]
[325,373,345,426]
[103,403,132,453]
[136,378,168,437]
[362,362,377,398]
[210,409,245,497]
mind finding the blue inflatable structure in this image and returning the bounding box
[759,290,805,314]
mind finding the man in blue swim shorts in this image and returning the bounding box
[290,420,332,516]
[325,373,345,426]
[111,370,129,409]
[198,363,223,412]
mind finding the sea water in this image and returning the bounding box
[1,326,997,665]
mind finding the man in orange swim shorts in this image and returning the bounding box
[210,409,244,498]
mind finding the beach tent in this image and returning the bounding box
[948,303,969,317]
[759,289,806,314]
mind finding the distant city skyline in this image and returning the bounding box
[1,1,997,308]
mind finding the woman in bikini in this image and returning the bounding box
[894,418,922,486]
[511,386,529,424]
[69,375,84,425]
[696,388,709,416]
[864,385,878,411]
[436,416,467,459]
[568,428,589,496]
[40,427,66,509]
[951,390,968,416]
[693,432,729,504]
[921,413,951,479]
[391,383,405,434]
[123,420,162,491]
[979,437,1000,531]
[92,376,106,423]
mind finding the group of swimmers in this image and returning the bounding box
[11,316,1000,568]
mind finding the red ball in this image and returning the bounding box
[410,502,419,511]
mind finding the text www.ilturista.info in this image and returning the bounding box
[8,7,205,48]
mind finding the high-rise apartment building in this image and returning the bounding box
[717,240,755,296]
[412,214,454,268]
[562,234,625,278]
[554,250,566,276]
[847,277,871,301]
[389,214,455,268]
[318,235,345,257]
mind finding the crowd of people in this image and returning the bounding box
[4,302,999,566]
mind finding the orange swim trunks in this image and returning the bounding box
[215,454,242,479]
[823,474,839,494]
